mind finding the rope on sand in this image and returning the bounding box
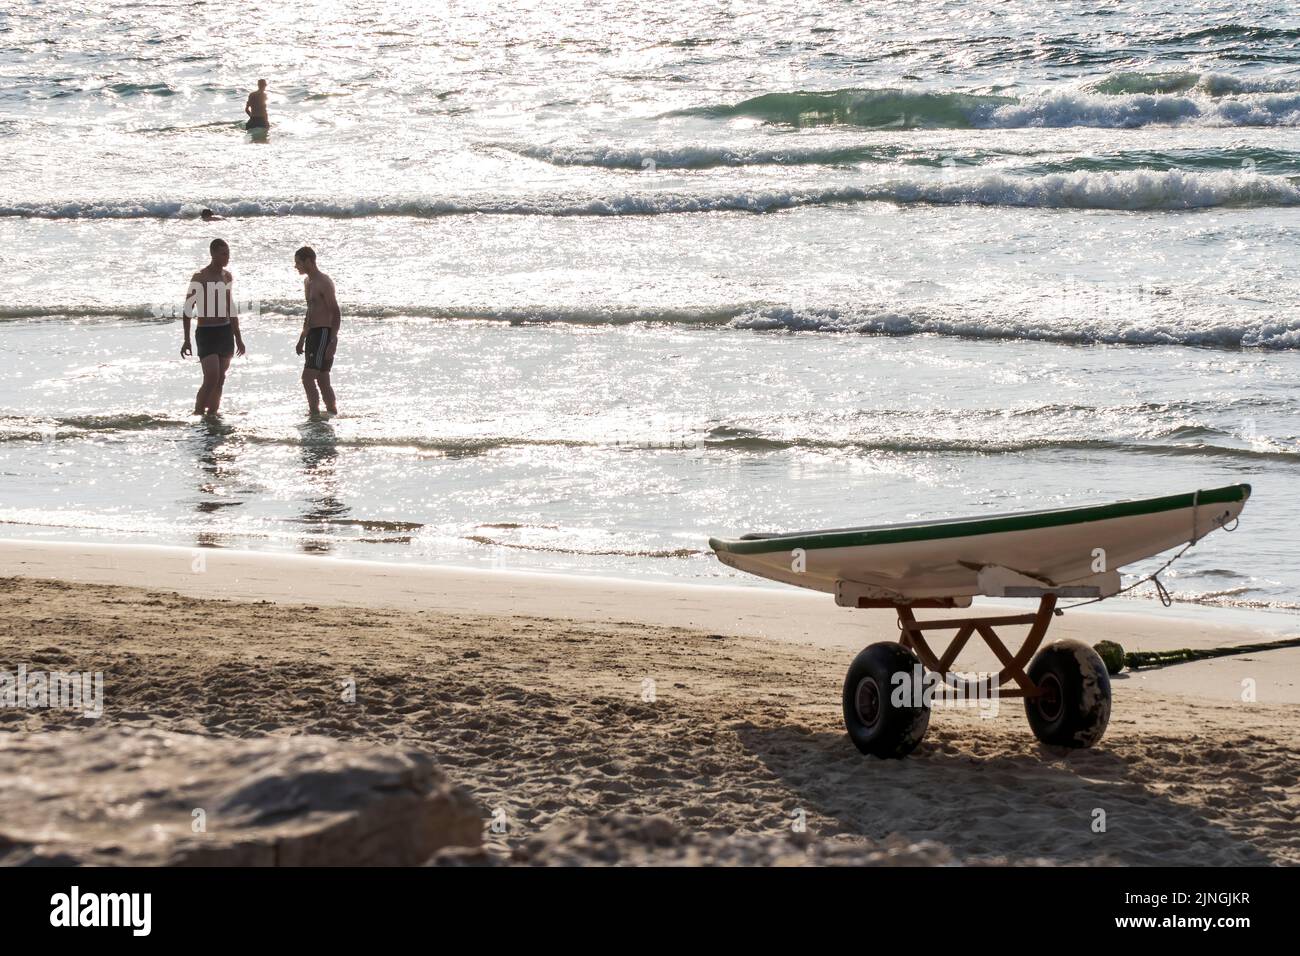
[1094,636,1300,675]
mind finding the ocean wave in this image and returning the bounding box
[0,304,175,321]
[5,301,1300,350]
[132,120,247,136]
[1085,70,1300,97]
[1158,589,1300,612]
[287,516,425,532]
[461,534,700,559]
[731,305,1300,349]
[0,303,760,325]
[6,413,1296,462]
[664,86,1300,129]
[1149,24,1300,46]
[105,81,177,97]
[838,168,1300,210]
[0,417,680,454]
[1020,147,1300,176]
[27,81,182,99]
[701,430,1300,462]
[5,168,1298,223]
[505,141,1300,175]
[989,90,1300,129]
[665,89,1013,128]
[0,413,191,440]
[502,141,914,170]
[876,168,1300,209]
[0,193,876,220]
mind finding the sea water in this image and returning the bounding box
[1,1,1298,616]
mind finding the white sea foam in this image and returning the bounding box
[5,301,1297,349]
[3,169,1297,221]
[983,90,1300,129]
[728,305,1300,349]
[668,86,1300,129]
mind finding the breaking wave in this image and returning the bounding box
[664,86,1300,129]
[5,169,1299,222]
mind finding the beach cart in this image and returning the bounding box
[709,484,1250,757]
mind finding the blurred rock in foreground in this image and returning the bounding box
[0,727,482,866]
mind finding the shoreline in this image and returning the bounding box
[1,529,1294,635]
[2,536,1298,704]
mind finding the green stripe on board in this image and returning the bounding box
[708,484,1250,556]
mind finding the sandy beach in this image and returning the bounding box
[1,539,1296,866]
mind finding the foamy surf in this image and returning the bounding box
[4,301,1299,349]
[502,141,1300,174]
[5,169,1298,221]
[729,305,1300,349]
[666,86,1300,129]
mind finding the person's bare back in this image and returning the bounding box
[244,79,269,129]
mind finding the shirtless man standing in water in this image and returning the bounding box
[244,79,269,130]
[293,246,341,417]
[181,238,246,415]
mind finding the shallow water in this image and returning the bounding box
[1,1,1298,614]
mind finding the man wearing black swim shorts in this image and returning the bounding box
[181,238,246,415]
[293,246,341,417]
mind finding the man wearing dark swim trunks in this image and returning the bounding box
[181,238,246,415]
[293,246,340,417]
[245,79,269,129]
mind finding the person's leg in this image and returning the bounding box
[207,354,232,414]
[317,371,337,416]
[196,355,221,414]
[302,368,321,415]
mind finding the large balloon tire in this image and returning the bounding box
[1024,639,1112,749]
[842,642,931,759]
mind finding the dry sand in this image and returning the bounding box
[0,540,1297,865]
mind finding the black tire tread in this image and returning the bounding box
[841,642,930,759]
[1024,638,1112,749]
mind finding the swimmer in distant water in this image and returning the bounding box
[200,208,223,222]
[244,79,269,130]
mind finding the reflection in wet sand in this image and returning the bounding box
[298,420,349,554]
[189,418,242,522]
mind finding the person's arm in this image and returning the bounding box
[181,275,198,356]
[244,94,253,118]
[226,272,245,356]
[295,277,310,354]
[326,280,341,360]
